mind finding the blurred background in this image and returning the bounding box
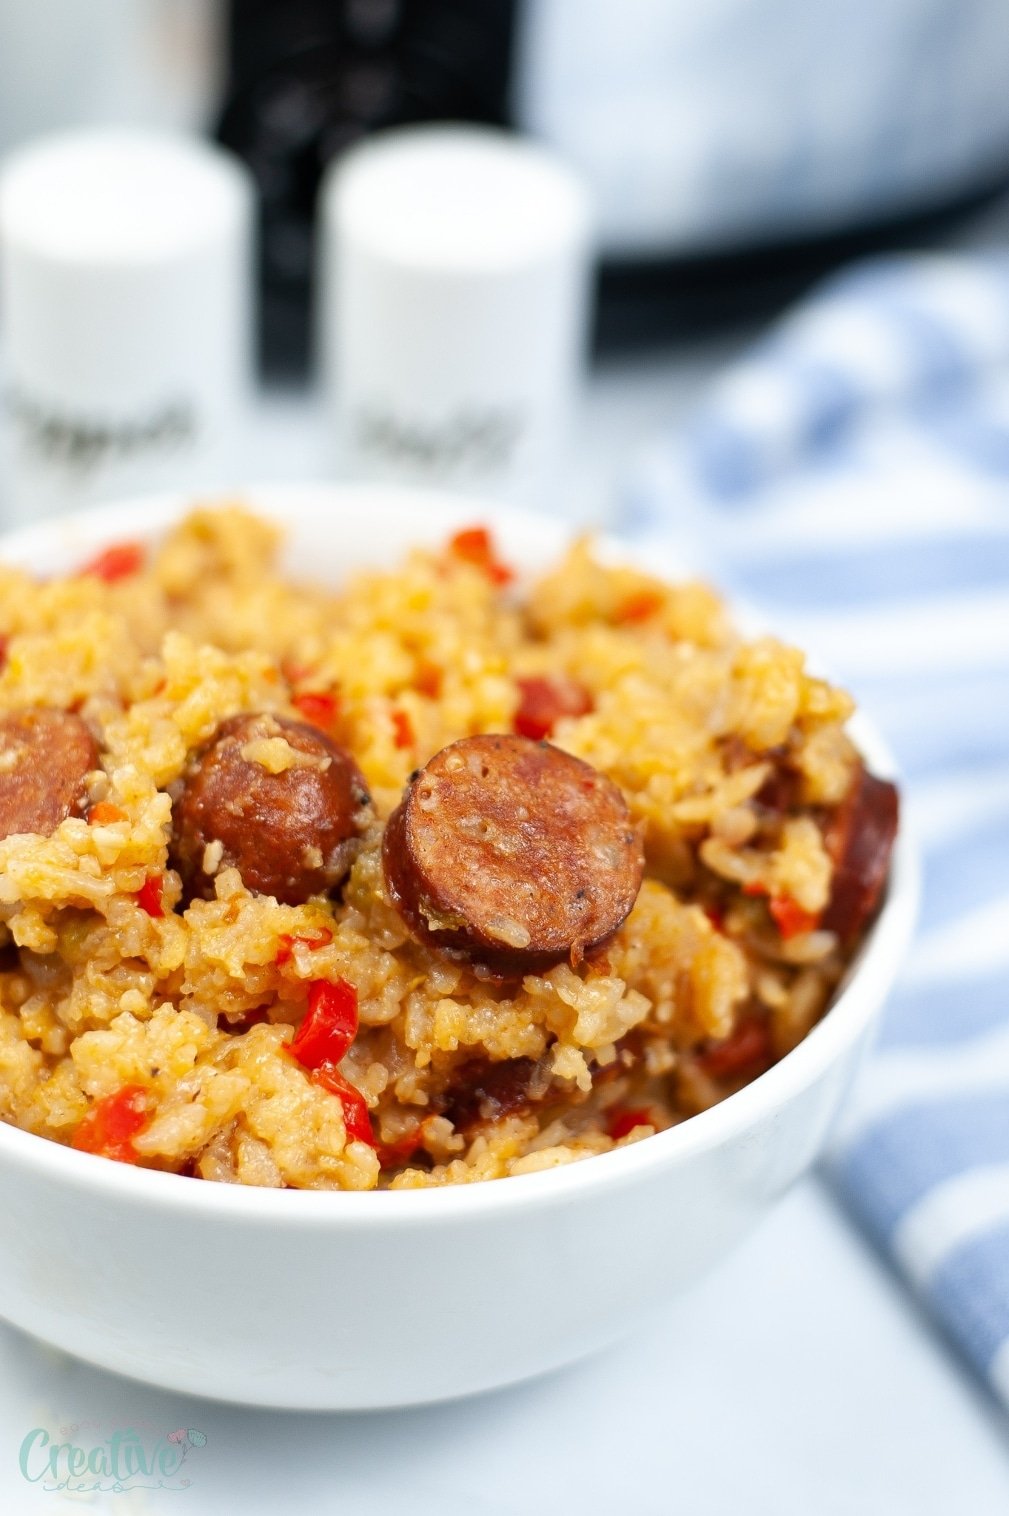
[1,0,1009,525]
[1,0,1009,527]
[4,0,1009,368]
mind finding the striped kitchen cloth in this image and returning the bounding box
[622,253,1009,1409]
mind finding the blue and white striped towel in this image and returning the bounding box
[623,253,1009,1409]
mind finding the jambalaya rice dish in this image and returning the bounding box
[0,507,898,1189]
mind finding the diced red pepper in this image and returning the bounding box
[769,895,820,940]
[289,978,359,1070]
[292,690,340,732]
[275,927,333,967]
[89,802,127,825]
[696,1019,772,1080]
[72,1084,149,1163]
[448,526,514,586]
[136,875,164,918]
[742,880,818,938]
[79,541,145,583]
[614,589,663,625]
[513,674,593,741]
[392,710,414,749]
[376,1126,425,1168]
[607,1107,655,1141]
[313,1062,374,1146]
[0,635,8,672]
[282,658,315,685]
[414,660,442,699]
[703,902,726,932]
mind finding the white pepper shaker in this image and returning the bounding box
[319,125,592,511]
[0,128,253,522]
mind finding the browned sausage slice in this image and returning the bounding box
[0,710,98,839]
[382,733,645,974]
[171,713,371,905]
[438,1056,543,1134]
[821,764,899,946]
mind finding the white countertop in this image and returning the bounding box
[3,199,1009,1510]
[2,1181,1008,1514]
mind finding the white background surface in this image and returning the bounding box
[2,1183,1008,1514]
[3,199,1009,1512]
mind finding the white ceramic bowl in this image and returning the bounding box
[0,485,918,1410]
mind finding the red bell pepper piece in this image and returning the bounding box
[136,875,164,917]
[769,895,820,940]
[313,1063,374,1146]
[606,1107,654,1141]
[292,691,341,732]
[275,928,333,967]
[376,1126,425,1168]
[513,675,593,741]
[392,710,414,749]
[289,979,359,1070]
[79,541,145,583]
[448,526,514,586]
[414,661,442,698]
[613,589,663,624]
[72,1085,149,1163]
[89,802,128,825]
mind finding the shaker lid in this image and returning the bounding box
[324,124,591,273]
[0,128,251,265]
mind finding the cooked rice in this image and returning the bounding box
[0,505,868,1189]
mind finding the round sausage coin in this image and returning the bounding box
[821,763,899,946]
[383,734,645,974]
[0,710,98,839]
[171,713,372,905]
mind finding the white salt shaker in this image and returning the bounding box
[319,125,592,511]
[0,129,253,522]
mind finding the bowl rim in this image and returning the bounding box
[0,483,920,1227]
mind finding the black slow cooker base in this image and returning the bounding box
[593,170,1009,355]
